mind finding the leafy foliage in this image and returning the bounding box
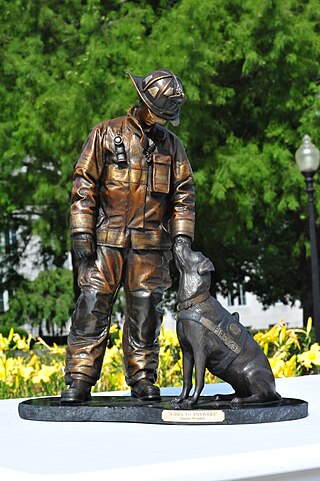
[1,0,320,320]
[0,268,74,335]
[254,318,320,376]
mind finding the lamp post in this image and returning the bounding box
[295,135,320,342]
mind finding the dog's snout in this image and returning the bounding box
[174,242,186,263]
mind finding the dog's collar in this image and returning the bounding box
[177,292,210,311]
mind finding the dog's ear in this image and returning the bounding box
[197,257,215,275]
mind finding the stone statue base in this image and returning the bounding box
[18,396,307,425]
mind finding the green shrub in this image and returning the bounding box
[0,268,74,336]
[0,325,28,339]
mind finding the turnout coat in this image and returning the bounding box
[70,107,195,250]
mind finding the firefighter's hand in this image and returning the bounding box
[72,233,95,259]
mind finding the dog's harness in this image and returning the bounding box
[176,291,250,372]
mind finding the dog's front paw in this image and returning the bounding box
[180,398,197,409]
[171,396,185,405]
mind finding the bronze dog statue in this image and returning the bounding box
[173,243,281,407]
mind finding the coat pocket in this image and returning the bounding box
[152,153,171,194]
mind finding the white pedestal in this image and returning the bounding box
[1,375,319,481]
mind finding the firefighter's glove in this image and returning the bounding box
[72,233,95,259]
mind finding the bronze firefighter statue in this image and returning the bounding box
[61,69,195,403]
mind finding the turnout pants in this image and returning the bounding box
[65,246,172,387]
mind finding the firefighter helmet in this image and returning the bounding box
[128,69,185,126]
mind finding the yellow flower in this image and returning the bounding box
[297,343,320,369]
[5,357,17,374]
[166,362,182,377]
[0,334,10,351]
[268,352,296,378]
[36,337,53,351]
[114,371,126,390]
[50,343,65,356]
[109,324,119,335]
[28,354,41,368]
[7,328,14,344]
[254,322,284,345]
[32,364,58,384]
[306,317,313,336]
[0,359,6,381]
[159,328,179,347]
[284,329,300,350]
[283,355,296,377]
[12,333,32,351]
[268,357,285,377]
[279,324,287,345]
[103,345,121,365]
[17,365,34,380]
[118,329,123,341]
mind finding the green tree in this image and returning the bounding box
[0,268,74,335]
[147,0,320,320]
[1,0,320,323]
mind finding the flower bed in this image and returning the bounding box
[1,320,319,399]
